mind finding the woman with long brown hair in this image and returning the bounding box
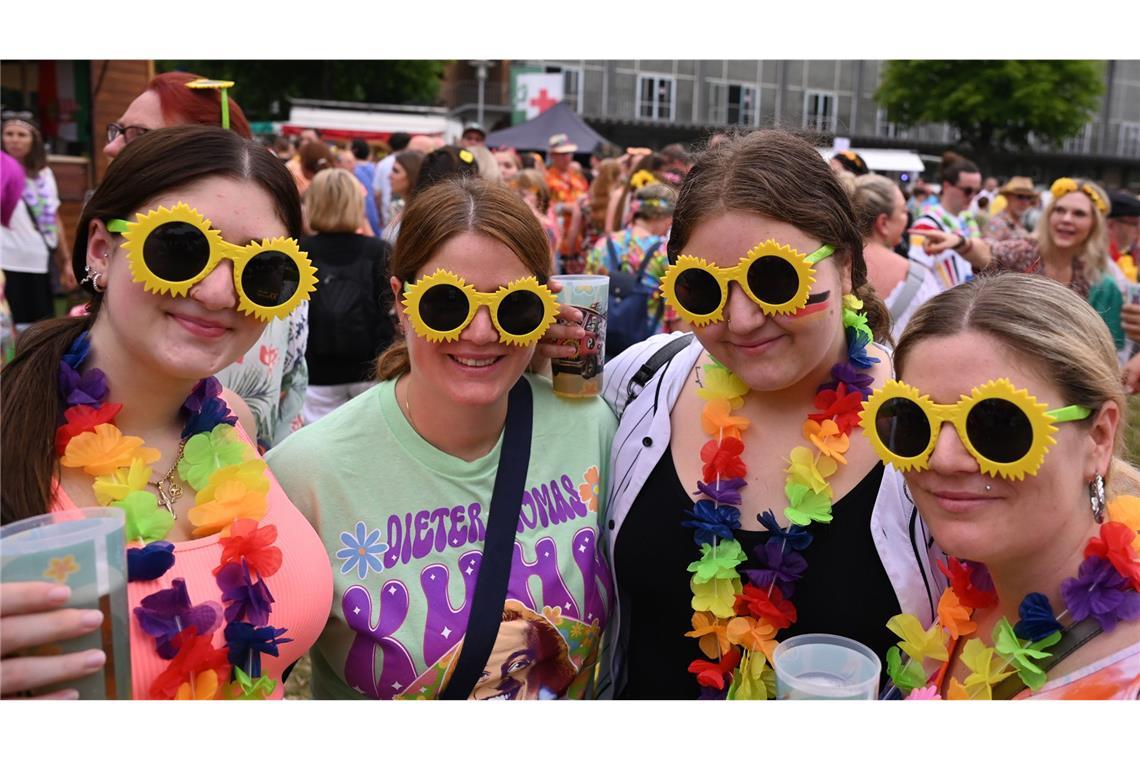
[266,178,616,700]
[0,125,331,699]
[596,130,943,699]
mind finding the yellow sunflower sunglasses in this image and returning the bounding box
[659,239,835,326]
[106,203,318,322]
[859,379,1092,480]
[401,269,559,347]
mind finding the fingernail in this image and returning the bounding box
[84,650,107,670]
[79,610,104,629]
[60,689,80,700]
[47,586,71,603]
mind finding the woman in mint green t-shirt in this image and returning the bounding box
[267,178,616,700]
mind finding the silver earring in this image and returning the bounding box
[80,265,95,286]
[1089,473,1106,524]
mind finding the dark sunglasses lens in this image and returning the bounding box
[496,289,545,336]
[747,255,799,305]
[418,283,470,332]
[966,399,1033,463]
[242,251,301,307]
[143,222,211,282]
[875,397,931,458]
[673,267,721,315]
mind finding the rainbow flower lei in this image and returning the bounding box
[57,331,291,700]
[885,498,1140,700]
[684,294,878,698]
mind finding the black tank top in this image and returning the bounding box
[614,444,901,699]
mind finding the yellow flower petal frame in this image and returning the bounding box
[401,269,559,347]
[660,240,834,327]
[109,203,318,322]
[1049,177,1109,216]
[859,378,1092,480]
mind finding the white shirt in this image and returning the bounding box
[372,154,396,228]
[0,199,50,273]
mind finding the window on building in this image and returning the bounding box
[1120,122,1140,158]
[708,82,757,126]
[1063,123,1094,154]
[875,108,911,140]
[545,65,582,114]
[804,90,837,133]
[637,75,675,121]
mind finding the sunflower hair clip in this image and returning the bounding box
[1050,177,1109,216]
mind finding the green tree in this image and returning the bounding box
[156,60,448,122]
[875,60,1104,156]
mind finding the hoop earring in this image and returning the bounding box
[82,266,107,294]
[1089,473,1106,524]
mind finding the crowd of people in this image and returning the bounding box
[1,72,1138,703]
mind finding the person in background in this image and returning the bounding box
[0,151,24,363]
[384,146,476,245]
[848,173,941,341]
[984,177,1035,242]
[285,128,322,192]
[2,110,73,330]
[270,135,295,162]
[580,158,624,255]
[300,168,394,423]
[383,150,424,244]
[545,134,589,271]
[1107,190,1140,267]
[351,139,383,236]
[494,147,522,183]
[514,169,561,270]
[908,151,983,289]
[102,71,309,450]
[373,131,410,229]
[459,121,486,149]
[907,180,935,218]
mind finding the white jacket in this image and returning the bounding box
[595,331,946,698]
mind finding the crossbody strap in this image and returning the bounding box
[624,333,694,409]
[889,260,928,321]
[439,377,534,699]
[990,617,1103,700]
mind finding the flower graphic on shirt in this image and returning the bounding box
[578,466,600,513]
[259,345,280,369]
[336,521,389,580]
[43,554,80,583]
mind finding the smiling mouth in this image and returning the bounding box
[450,355,502,368]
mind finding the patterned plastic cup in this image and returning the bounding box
[550,274,608,398]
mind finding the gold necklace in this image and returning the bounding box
[148,439,187,518]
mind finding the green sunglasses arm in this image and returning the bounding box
[804,244,835,264]
[1047,405,1093,422]
[106,219,129,234]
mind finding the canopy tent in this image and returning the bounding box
[485,102,612,155]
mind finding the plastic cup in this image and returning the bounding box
[1,507,132,699]
[550,274,608,398]
[772,633,881,700]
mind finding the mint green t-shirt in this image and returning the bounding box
[267,374,617,700]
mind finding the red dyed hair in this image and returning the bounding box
[147,72,252,138]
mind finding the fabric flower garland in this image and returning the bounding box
[684,294,879,698]
[885,515,1140,699]
[56,331,290,700]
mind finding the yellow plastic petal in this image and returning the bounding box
[61,424,161,476]
[886,613,949,663]
[92,457,153,506]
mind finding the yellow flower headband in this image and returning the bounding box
[630,170,659,190]
[1050,177,1109,216]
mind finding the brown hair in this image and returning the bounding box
[631,182,678,222]
[299,139,332,178]
[667,129,891,342]
[394,150,425,199]
[513,169,551,214]
[375,178,553,380]
[588,158,623,231]
[939,150,979,186]
[1,125,301,525]
[895,273,1140,499]
[306,168,363,233]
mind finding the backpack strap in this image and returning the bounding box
[605,234,623,274]
[624,333,695,408]
[639,239,666,327]
[889,259,928,322]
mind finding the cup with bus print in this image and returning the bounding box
[550,274,608,398]
[0,507,132,699]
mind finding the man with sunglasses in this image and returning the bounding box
[984,177,1036,242]
[907,153,983,289]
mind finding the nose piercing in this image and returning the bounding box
[985,485,992,492]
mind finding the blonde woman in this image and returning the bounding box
[918,177,1127,350]
[869,273,1140,699]
[849,174,941,341]
[300,168,394,423]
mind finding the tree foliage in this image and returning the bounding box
[875,60,1104,154]
[156,60,447,121]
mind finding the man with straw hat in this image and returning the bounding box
[983,176,1036,241]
